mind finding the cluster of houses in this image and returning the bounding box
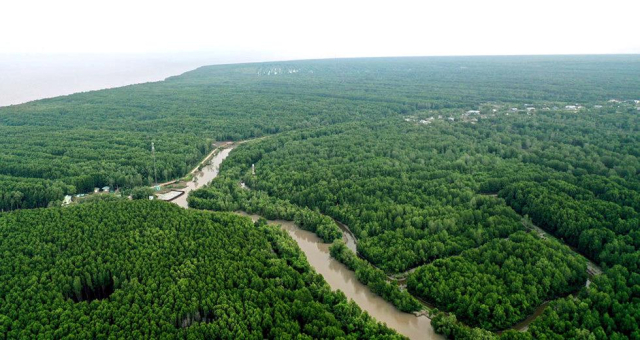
[93,186,110,193]
[404,115,454,125]
[564,105,583,111]
[257,67,301,76]
[62,186,113,206]
[606,99,639,107]
[405,98,639,129]
[461,109,494,123]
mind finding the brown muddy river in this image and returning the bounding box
[171,143,441,339]
[169,141,578,338]
[171,147,234,208]
[237,213,441,340]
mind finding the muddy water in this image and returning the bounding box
[176,145,440,338]
[507,302,549,332]
[173,143,567,337]
[237,212,441,340]
[171,146,235,208]
[334,220,358,253]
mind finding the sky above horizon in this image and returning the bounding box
[2,0,640,59]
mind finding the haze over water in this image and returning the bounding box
[0,52,273,107]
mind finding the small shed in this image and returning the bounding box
[102,186,110,192]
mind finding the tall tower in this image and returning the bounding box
[152,142,157,186]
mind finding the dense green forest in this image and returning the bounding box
[0,200,401,339]
[1,55,639,338]
[1,55,639,211]
[190,74,639,337]
[188,177,342,242]
[407,232,587,330]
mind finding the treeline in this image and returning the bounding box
[188,177,342,242]
[500,180,639,272]
[223,124,525,274]
[329,240,422,313]
[0,130,213,211]
[2,56,639,210]
[3,55,640,337]
[407,232,587,331]
[0,175,74,210]
[429,265,640,339]
[528,265,639,339]
[0,200,400,339]
[197,98,639,337]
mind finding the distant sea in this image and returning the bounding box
[0,52,275,107]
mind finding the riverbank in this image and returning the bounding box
[236,212,442,340]
[166,141,441,339]
[166,138,588,339]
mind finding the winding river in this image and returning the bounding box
[170,143,441,339]
[170,141,589,338]
[237,213,440,340]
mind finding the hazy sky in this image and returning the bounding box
[2,0,640,58]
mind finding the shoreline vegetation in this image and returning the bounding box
[1,56,638,339]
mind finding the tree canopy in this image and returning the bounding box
[0,200,401,339]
